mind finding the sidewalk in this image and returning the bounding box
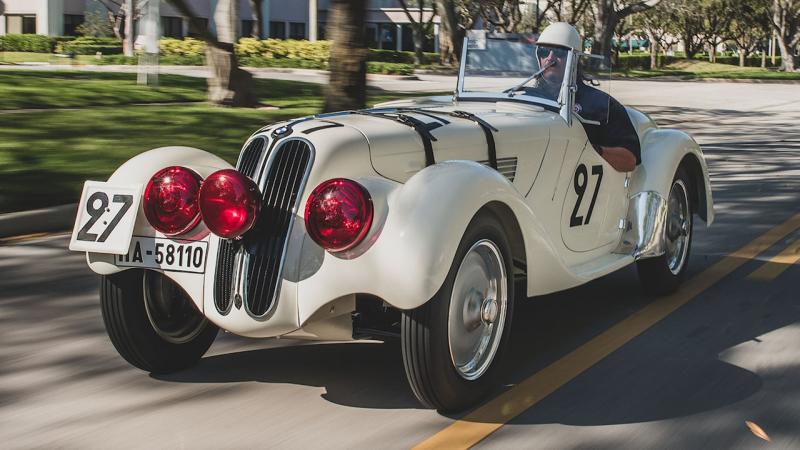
[0,204,76,238]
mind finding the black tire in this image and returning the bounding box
[637,167,694,296]
[101,269,218,373]
[401,213,515,412]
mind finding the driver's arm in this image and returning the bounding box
[599,146,637,172]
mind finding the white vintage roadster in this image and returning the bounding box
[69,30,712,412]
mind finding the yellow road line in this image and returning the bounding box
[413,212,800,450]
[747,238,800,282]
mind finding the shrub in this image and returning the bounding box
[0,34,54,53]
[235,38,331,62]
[367,61,415,75]
[368,49,438,64]
[59,36,122,55]
[160,37,206,56]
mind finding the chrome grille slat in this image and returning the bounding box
[243,139,312,317]
[214,137,266,314]
[238,137,266,178]
[213,239,236,312]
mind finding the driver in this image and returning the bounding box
[534,22,640,173]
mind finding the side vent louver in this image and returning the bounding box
[479,156,517,182]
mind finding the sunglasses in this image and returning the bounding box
[536,47,566,59]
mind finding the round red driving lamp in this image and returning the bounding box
[304,178,373,252]
[143,166,202,235]
[199,169,261,239]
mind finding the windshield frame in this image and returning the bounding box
[454,32,576,113]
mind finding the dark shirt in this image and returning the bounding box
[575,83,641,165]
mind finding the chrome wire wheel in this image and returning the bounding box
[664,179,691,275]
[448,239,508,381]
[143,271,208,344]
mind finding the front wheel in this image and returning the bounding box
[101,269,218,373]
[637,168,694,295]
[401,214,514,412]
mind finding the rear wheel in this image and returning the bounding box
[101,269,218,373]
[637,168,694,295]
[401,214,514,412]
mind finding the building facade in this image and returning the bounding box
[0,0,439,52]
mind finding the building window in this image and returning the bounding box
[6,15,37,34]
[269,21,286,39]
[188,17,208,38]
[289,22,305,39]
[161,16,183,38]
[317,23,326,40]
[63,15,85,36]
[242,20,256,38]
[378,23,396,50]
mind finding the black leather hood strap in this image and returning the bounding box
[393,107,499,170]
[451,110,498,170]
[353,110,438,166]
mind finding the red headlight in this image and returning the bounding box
[304,178,373,252]
[198,169,261,239]
[143,166,202,235]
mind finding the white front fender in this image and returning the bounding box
[295,160,571,321]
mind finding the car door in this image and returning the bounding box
[560,142,629,253]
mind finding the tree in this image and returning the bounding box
[591,0,660,58]
[728,0,770,67]
[249,0,265,39]
[635,0,679,68]
[76,11,114,37]
[668,0,704,59]
[398,0,436,65]
[768,0,800,71]
[324,0,368,112]
[167,0,256,106]
[437,0,461,65]
[700,0,733,63]
[93,0,143,56]
[480,0,523,32]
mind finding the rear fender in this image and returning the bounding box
[630,129,714,225]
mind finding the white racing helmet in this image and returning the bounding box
[536,22,582,51]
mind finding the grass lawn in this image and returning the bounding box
[0,70,429,213]
[617,59,800,80]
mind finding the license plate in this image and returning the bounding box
[116,236,208,274]
[69,181,141,255]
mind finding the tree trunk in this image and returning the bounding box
[739,48,746,67]
[412,26,424,65]
[123,0,134,56]
[592,0,618,58]
[774,36,796,71]
[324,0,368,112]
[207,0,256,106]
[249,0,264,38]
[646,30,657,69]
[436,0,462,66]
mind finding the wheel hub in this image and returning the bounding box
[448,239,508,381]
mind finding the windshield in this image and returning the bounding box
[461,31,568,105]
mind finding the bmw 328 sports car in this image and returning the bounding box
[69,29,713,412]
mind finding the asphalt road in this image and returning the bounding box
[2,82,799,449]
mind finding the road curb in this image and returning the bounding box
[0,204,76,238]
